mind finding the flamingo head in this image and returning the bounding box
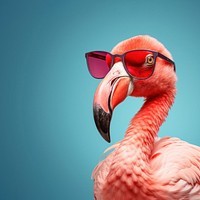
[92,35,177,142]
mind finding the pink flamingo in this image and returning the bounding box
[85,35,200,200]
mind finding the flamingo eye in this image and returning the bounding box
[145,55,154,66]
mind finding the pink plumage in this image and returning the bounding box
[89,35,200,199]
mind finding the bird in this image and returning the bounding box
[85,35,200,200]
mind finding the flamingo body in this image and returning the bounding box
[90,35,200,199]
[93,137,200,200]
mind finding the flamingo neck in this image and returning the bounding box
[103,89,176,199]
[125,89,176,155]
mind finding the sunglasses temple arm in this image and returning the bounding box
[158,53,176,72]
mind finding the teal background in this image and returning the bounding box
[1,0,200,199]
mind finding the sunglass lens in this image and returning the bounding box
[124,51,155,79]
[86,51,111,78]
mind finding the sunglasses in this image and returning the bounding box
[85,50,176,80]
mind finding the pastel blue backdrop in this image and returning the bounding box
[1,0,200,199]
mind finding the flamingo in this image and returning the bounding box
[85,35,200,200]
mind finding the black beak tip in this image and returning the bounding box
[93,105,112,143]
[100,130,111,143]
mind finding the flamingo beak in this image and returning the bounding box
[93,62,134,142]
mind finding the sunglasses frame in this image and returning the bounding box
[85,49,176,80]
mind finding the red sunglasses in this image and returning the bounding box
[85,50,176,80]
